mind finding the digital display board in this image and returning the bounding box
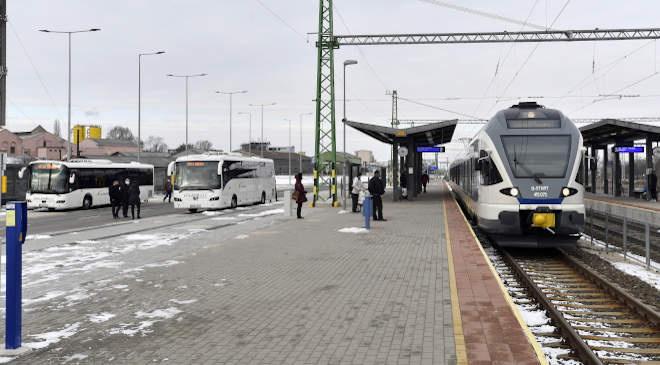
[417,146,445,153]
[613,146,644,153]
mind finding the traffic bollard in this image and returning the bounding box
[5,201,27,350]
[362,195,372,230]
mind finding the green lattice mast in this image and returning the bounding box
[313,0,338,207]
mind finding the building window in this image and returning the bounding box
[10,146,15,154]
[24,149,30,156]
[43,141,47,147]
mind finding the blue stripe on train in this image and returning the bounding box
[517,198,564,204]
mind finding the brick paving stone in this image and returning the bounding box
[10,183,457,364]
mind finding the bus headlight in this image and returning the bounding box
[561,187,578,197]
[500,187,519,197]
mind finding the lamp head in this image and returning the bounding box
[344,60,358,66]
[89,28,101,32]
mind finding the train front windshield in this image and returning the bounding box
[174,161,222,190]
[29,163,69,194]
[501,135,571,179]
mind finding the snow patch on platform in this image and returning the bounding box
[338,227,368,234]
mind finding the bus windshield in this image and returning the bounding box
[30,163,69,194]
[175,161,221,190]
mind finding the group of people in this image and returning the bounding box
[351,170,387,221]
[108,178,142,220]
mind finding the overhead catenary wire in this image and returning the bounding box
[8,99,37,124]
[8,21,64,121]
[397,95,481,120]
[253,0,307,41]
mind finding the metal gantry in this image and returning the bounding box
[313,0,660,207]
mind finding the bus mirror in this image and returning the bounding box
[69,173,76,184]
[18,167,26,179]
[167,162,175,176]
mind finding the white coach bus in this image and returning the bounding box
[20,159,154,210]
[168,153,276,212]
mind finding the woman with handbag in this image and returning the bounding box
[293,173,307,219]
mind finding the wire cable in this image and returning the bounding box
[8,99,37,124]
[8,21,64,121]
[398,96,481,119]
[417,0,550,30]
[254,0,307,41]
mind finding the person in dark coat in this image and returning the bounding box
[294,173,307,219]
[128,179,141,219]
[368,170,386,221]
[649,171,658,202]
[121,178,131,218]
[163,179,173,203]
[108,180,121,219]
[421,172,429,193]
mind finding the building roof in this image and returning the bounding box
[15,125,48,138]
[89,138,138,147]
[580,119,660,146]
[345,119,457,146]
[84,153,172,167]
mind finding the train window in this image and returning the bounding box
[575,154,584,185]
[507,119,561,129]
[480,157,503,186]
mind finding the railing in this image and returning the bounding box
[584,207,660,271]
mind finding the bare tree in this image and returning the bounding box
[194,140,213,151]
[144,136,168,153]
[53,119,61,137]
[106,126,136,141]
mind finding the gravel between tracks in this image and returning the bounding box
[563,246,660,311]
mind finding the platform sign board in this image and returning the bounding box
[417,146,445,153]
[615,142,634,147]
[612,146,644,153]
[429,166,438,171]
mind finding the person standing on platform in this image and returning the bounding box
[128,179,141,219]
[109,180,121,219]
[650,170,658,202]
[400,170,408,200]
[163,179,173,203]
[121,178,130,218]
[351,171,363,213]
[294,173,307,219]
[421,172,429,193]
[368,170,386,221]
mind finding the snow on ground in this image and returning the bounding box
[337,210,349,214]
[24,322,81,349]
[88,312,115,323]
[238,209,283,218]
[63,354,88,363]
[212,217,236,220]
[580,234,660,271]
[612,262,660,290]
[0,357,12,363]
[136,307,182,320]
[275,175,313,187]
[169,299,197,305]
[25,234,52,240]
[338,227,368,234]
[235,234,249,240]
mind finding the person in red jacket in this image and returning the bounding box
[421,172,429,193]
[294,173,307,219]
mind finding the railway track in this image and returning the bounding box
[497,247,660,364]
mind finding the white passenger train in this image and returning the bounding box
[448,102,585,247]
[168,153,276,212]
[22,159,154,210]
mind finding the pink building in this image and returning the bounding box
[0,125,65,159]
[78,138,138,156]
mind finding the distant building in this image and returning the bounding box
[0,125,65,160]
[268,146,295,153]
[239,141,295,153]
[354,149,374,165]
[78,138,138,156]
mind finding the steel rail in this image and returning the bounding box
[500,249,603,365]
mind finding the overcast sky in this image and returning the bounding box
[7,0,660,161]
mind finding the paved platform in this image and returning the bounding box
[9,182,545,364]
[441,183,544,365]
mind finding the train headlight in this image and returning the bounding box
[561,187,578,197]
[500,187,520,197]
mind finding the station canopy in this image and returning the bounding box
[344,119,457,147]
[580,119,660,146]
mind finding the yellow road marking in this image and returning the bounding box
[445,181,548,365]
[442,188,468,365]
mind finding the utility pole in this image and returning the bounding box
[0,0,6,127]
[299,112,312,173]
[216,90,247,153]
[249,103,276,157]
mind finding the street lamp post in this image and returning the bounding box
[299,112,312,173]
[39,28,101,161]
[285,118,293,186]
[138,51,165,162]
[237,112,252,155]
[167,73,207,155]
[343,60,358,209]
[248,102,276,157]
[216,90,247,153]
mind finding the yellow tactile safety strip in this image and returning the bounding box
[442,195,468,365]
[446,182,549,365]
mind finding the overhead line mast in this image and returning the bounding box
[312,0,660,207]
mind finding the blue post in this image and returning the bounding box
[6,201,27,350]
[363,195,372,230]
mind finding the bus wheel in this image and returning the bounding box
[82,196,92,209]
[188,208,198,213]
[231,195,237,209]
[260,192,266,204]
